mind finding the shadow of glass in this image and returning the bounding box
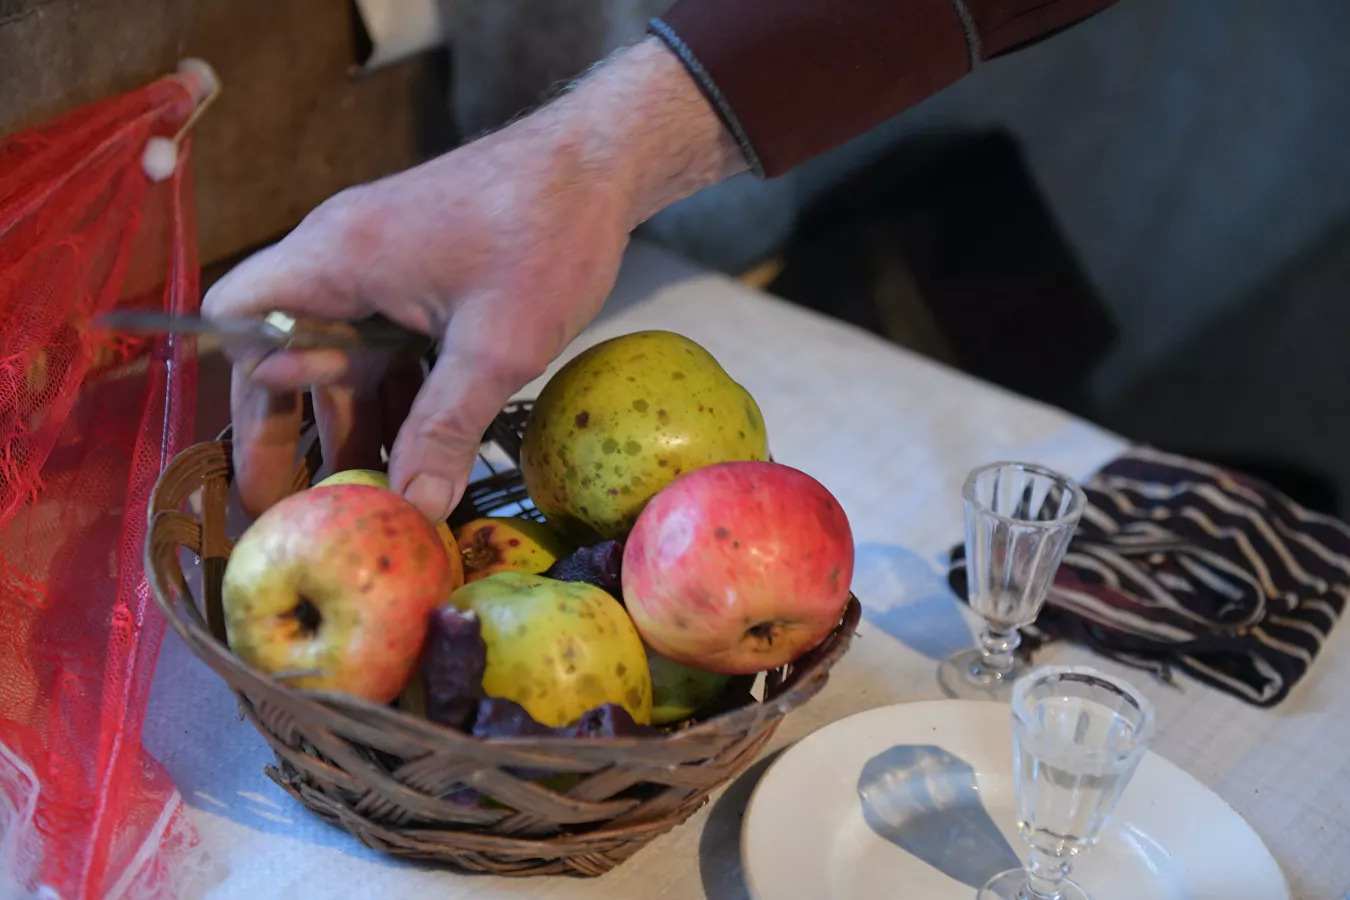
[858,745,1020,889]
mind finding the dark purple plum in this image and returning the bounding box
[442,786,487,808]
[471,697,658,741]
[419,606,488,730]
[542,540,624,595]
[470,697,558,780]
[470,697,556,739]
[564,702,659,738]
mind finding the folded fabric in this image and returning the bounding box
[947,447,1350,706]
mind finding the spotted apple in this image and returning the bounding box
[222,483,454,703]
[316,468,464,590]
[622,461,854,675]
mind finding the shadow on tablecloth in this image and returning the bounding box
[698,749,786,900]
[851,543,974,662]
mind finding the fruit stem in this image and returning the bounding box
[745,619,791,649]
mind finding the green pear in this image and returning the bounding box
[521,330,769,541]
[647,646,732,725]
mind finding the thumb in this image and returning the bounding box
[387,332,546,523]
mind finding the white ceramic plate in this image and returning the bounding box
[742,701,1288,900]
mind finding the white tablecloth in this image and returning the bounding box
[144,241,1349,899]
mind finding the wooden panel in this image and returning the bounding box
[0,0,455,266]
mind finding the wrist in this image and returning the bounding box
[533,37,749,230]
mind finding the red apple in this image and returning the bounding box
[222,484,454,704]
[621,461,854,675]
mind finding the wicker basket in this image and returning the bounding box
[145,400,861,877]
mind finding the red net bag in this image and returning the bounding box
[0,61,217,898]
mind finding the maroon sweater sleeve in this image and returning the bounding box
[649,0,1122,178]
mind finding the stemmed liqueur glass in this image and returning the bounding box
[978,664,1157,900]
[939,462,1086,700]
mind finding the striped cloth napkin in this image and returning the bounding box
[947,447,1350,706]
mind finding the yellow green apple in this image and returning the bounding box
[447,571,653,727]
[452,516,572,583]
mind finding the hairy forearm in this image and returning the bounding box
[523,36,749,230]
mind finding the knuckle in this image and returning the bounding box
[472,344,550,389]
[302,187,387,260]
[411,403,487,456]
[451,318,558,390]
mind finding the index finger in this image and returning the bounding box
[204,232,363,514]
[202,236,360,319]
[230,365,304,517]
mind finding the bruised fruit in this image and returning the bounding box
[520,330,770,541]
[222,484,453,703]
[647,648,731,724]
[448,572,653,727]
[623,461,854,675]
[315,468,464,590]
[453,516,572,583]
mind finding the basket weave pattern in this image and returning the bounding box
[145,402,861,876]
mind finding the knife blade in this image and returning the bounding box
[94,310,431,355]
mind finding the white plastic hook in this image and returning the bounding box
[140,137,179,183]
[142,58,221,183]
[176,58,220,107]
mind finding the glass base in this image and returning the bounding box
[937,647,1030,700]
[976,868,1089,900]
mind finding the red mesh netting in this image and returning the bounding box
[0,68,211,898]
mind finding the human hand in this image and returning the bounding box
[203,37,747,524]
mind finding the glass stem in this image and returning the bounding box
[977,624,1021,681]
[1020,847,1072,900]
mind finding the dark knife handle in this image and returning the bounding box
[273,313,433,356]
